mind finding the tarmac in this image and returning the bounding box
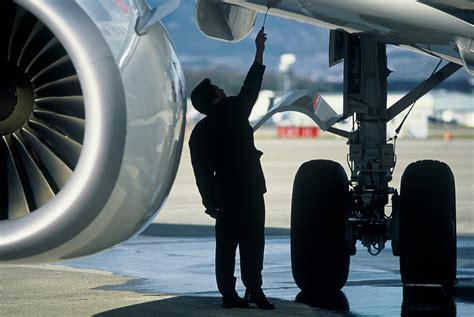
[158,130,474,234]
[1,130,473,316]
[2,232,474,316]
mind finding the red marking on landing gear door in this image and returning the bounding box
[115,0,130,15]
[313,95,320,111]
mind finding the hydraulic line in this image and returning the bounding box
[390,59,443,173]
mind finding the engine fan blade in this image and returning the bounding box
[12,133,55,207]
[2,137,30,219]
[31,55,75,87]
[33,110,84,143]
[17,20,46,67]
[18,21,54,70]
[35,96,85,119]
[8,5,29,62]
[21,127,73,189]
[0,3,16,59]
[35,75,82,97]
[25,38,66,76]
[28,119,82,168]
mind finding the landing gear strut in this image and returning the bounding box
[289,33,460,293]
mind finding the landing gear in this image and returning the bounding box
[399,160,457,292]
[291,160,350,293]
[287,32,460,296]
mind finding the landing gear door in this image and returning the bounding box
[252,89,343,132]
[329,30,345,67]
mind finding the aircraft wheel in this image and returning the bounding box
[291,160,350,293]
[399,160,456,292]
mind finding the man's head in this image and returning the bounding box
[191,79,226,115]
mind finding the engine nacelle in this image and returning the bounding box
[195,0,257,42]
[0,0,185,263]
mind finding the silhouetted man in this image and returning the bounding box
[189,28,274,310]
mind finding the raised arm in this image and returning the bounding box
[254,27,266,65]
[236,28,267,117]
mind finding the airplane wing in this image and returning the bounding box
[419,0,474,24]
[195,0,474,75]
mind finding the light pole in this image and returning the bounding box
[279,54,296,93]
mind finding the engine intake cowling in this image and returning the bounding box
[0,0,185,263]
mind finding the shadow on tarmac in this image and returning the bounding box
[401,286,457,317]
[454,283,474,304]
[93,296,337,316]
[294,286,473,316]
[141,223,290,237]
[93,285,474,317]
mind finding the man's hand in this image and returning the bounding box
[254,27,267,65]
[255,27,267,52]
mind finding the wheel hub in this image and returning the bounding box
[0,62,34,135]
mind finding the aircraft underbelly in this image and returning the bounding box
[218,0,473,71]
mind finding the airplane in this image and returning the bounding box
[0,0,471,299]
[194,0,473,296]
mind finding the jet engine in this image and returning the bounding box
[0,0,185,263]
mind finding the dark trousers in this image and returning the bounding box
[215,194,265,297]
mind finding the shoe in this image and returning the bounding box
[222,293,249,309]
[244,289,275,310]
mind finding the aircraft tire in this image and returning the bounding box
[399,160,456,292]
[291,159,350,293]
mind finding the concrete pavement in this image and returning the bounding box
[1,135,473,316]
